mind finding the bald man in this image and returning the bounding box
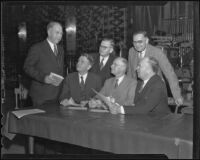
[89,57,137,109]
[24,21,64,107]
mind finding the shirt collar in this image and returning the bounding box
[100,55,109,63]
[116,75,125,85]
[79,73,88,82]
[47,39,55,51]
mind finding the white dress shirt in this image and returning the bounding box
[116,75,125,86]
[47,39,56,53]
[79,73,88,84]
[100,55,109,67]
[138,49,146,59]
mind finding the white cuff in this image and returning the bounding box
[120,106,125,114]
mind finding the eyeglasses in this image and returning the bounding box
[133,40,144,44]
[100,45,111,49]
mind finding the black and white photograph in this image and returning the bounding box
[1,1,200,159]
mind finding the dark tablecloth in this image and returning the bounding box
[8,103,193,158]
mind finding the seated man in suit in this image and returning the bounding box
[106,56,171,114]
[88,57,137,109]
[59,53,102,106]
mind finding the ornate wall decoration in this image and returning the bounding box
[76,6,127,55]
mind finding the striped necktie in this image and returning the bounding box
[80,76,85,90]
[114,79,119,88]
[99,58,104,70]
[54,44,58,56]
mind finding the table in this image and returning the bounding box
[8,103,193,159]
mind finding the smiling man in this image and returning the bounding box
[127,31,183,106]
[88,57,137,109]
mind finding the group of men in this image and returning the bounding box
[23,21,184,154]
[24,21,183,116]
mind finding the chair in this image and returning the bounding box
[14,84,28,109]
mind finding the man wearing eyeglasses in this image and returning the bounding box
[90,38,116,84]
[127,31,183,106]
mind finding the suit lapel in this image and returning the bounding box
[56,46,63,68]
[135,75,157,101]
[44,40,63,68]
[101,55,113,71]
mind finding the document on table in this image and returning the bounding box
[89,109,109,113]
[67,106,88,110]
[12,109,46,119]
[91,88,111,108]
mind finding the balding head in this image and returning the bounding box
[47,21,63,44]
[137,56,158,80]
[111,57,127,77]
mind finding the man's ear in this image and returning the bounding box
[87,65,92,70]
[47,28,51,37]
[109,48,114,54]
[145,37,149,44]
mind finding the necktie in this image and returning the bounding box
[80,76,85,90]
[114,79,119,88]
[139,81,144,93]
[138,52,143,60]
[54,44,58,56]
[99,58,104,70]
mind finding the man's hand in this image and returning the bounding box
[44,74,60,86]
[88,99,102,109]
[108,102,121,114]
[60,99,69,106]
[175,97,184,106]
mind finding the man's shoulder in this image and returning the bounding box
[149,75,165,87]
[104,77,115,84]
[128,47,136,53]
[30,40,46,49]
[67,72,78,79]
[147,44,163,55]
[88,72,101,79]
[124,75,137,83]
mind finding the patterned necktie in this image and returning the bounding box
[138,52,143,60]
[99,58,104,70]
[54,44,58,56]
[114,79,119,88]
[80,76,85,90]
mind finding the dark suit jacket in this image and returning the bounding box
[127,44,181,101]
[24,40,64,106]
[124,75,171,114]
[59,72,102,103]
[89,53,116,84]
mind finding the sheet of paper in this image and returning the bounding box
[67,106,87,110]
[91,88,111,108]
[89,109,109,113]
[12,109,46,119]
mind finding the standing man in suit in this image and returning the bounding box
[24,21,64,107]
[59,53,102,106]
[90,38,116,84]
[23,21,64,154]
[127,31,183,106]
[89,57,137,108]
[107,56,171,114]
